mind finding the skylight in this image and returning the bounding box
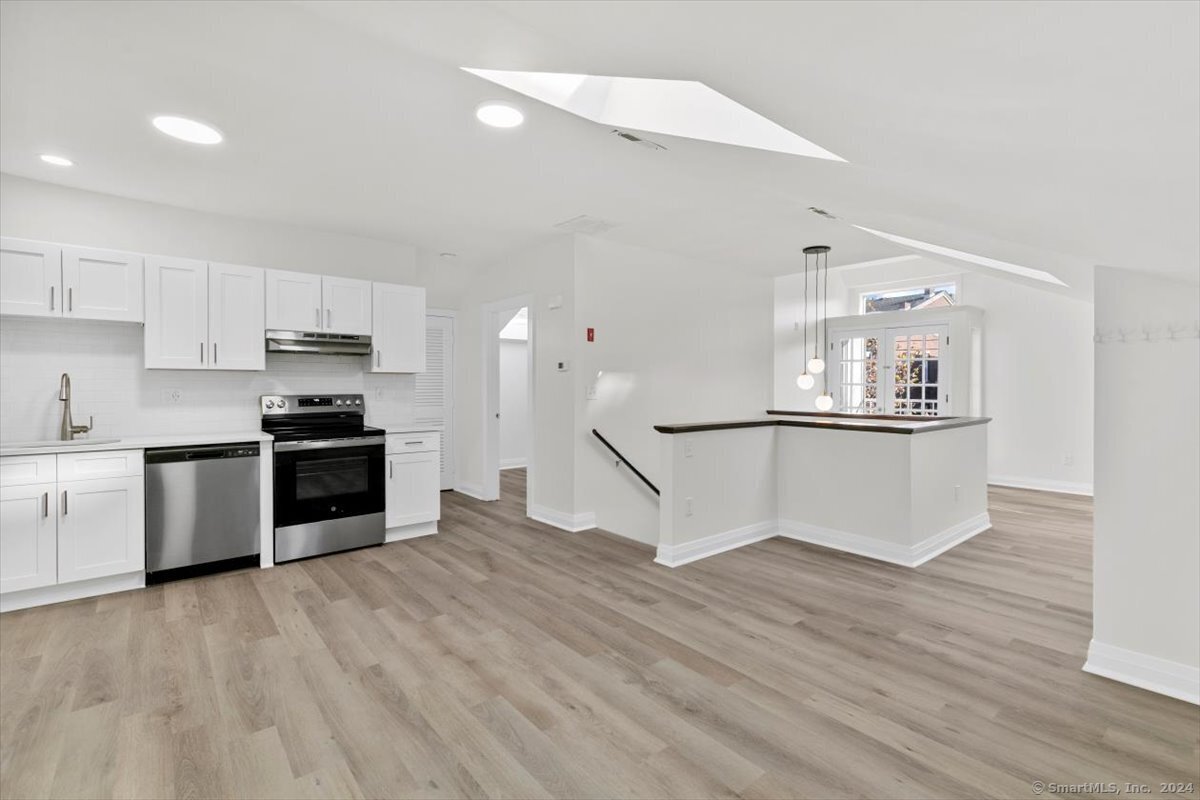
[852,226,1068,287]
[462,68,844,161]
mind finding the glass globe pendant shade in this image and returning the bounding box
[796,372,815,390]
[815,393,834,411]
[807,357,826,375]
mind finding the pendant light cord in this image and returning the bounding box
[802,251,809,365]
[823,250,830,394]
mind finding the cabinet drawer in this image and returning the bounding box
[0,455,57,488]
[56,449,144,481]
[386,433,440,454]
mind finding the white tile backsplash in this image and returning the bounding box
[0,316,418,441]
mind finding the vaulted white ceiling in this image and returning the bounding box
[1,1,1196,296]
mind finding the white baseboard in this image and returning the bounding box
[778,512,991,568]
[500,458,528,470]
[989,475,1094,496]
[655,521,777,568]
[1084,639,1199,705]
[528,504,596,532]
[385,520,438,543]
[1,571,145,613]
[454,481,487,501]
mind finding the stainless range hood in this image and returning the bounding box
[266,330,372,355]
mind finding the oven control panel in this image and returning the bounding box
[261,394,365,415]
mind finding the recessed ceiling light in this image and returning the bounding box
[152,115,223,145]
[463,68,844,160]
[39,154,73,167]
[852,225,1068,287]
[475,102,524,129]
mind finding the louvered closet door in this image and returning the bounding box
[416,314,455,490]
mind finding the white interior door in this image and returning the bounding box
[884,325,951,416]
[209,263,265,371]
[61,245,143,322]
[416,313,455,490]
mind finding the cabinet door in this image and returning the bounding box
[370,283,426,373]
[265,269,322,332]
[0,237,61,318]
[385,451,440,528]
[0,482,57,594]
[61,245,143,322]
[209,263,265,371]
[323,276,372,335]
[57,476,145,584]
[145,256,208,369]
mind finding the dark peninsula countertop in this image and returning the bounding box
[653,410,992,435]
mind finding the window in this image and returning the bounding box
[833,324,950,416]
[861,283,956,314]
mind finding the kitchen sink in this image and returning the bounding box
[3,438,122,448]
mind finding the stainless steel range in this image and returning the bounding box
[261,394,385,562]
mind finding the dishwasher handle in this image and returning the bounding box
[145,442,260,464]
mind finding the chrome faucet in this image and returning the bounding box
[58,373,93,441]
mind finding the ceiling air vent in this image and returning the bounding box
[553,215,619,235]
[611,129,667,151]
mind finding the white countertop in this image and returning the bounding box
[377,423,443,434]
[0,430,273,457]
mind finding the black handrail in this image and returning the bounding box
[591,429,660,496]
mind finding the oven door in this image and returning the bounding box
[273,437,385,529]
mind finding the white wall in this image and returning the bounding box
[0,174,454,439]
[574,237,774,544]
[451,236,576,510]
[774,256,1095,493]
[498,338,529,469]
[1089,266,1199,700]
[0,173,468,308]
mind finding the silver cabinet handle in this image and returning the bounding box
[405,441,421,445]
[376,350,381,368]
[326,308,331,328]
[61,490,67,516]
[68,287,72,312]
[200,342,204,363]
[49,286,55,311]
[389,460,393,479]
[42,492,48,518]
[315,307,320,328]
[213,342,217,364]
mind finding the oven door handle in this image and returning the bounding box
[274,436,385,452]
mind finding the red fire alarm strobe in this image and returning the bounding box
[586,327,594,342]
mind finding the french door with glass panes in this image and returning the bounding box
[834,324,951,416]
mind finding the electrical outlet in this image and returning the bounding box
[586,384,597,400]
[684,437,694,458]
[1063,454,1074,466]
[685,497,694,517]
[161,388,183,404]
[375,387,385,400]
[954,484,961,502]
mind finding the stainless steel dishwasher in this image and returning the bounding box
[145,443,261,584]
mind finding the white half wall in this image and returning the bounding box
[1089,265,1199,704]
[499,338,529,469]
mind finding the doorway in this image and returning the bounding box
[482,295,534,510]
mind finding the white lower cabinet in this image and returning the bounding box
[0,482,57,594]
[0,449,145,604]
[385,433,441,530]
[56,476,145,584]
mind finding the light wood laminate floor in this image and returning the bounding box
[2,470,1197,799]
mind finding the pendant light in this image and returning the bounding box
[795,247,815,390]
[804,245,829,376]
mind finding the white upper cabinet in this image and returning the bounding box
[144,256,209,370]
[209,263,266,371]
[61,245,143,322]
[371,283,426,373]
[323,276,372,335]
[0,238,62,318]
[265,269,322,332]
